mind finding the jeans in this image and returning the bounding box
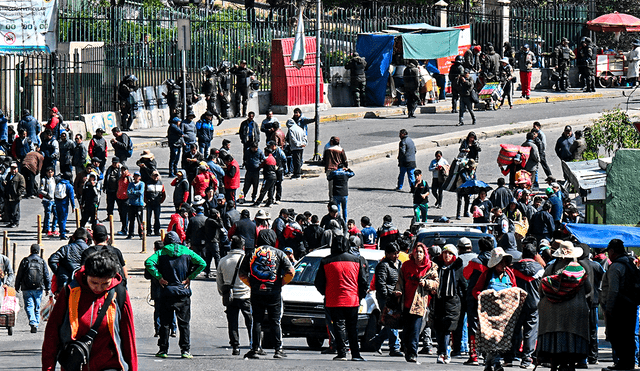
[128,205,144,237]
[328,306,361,358]
[199,141,211,158]
[158,295,191,352]
[402,309,423,359]
[55,199,69,236]
[275,170,283,201]
[169,146,181,176]
[21,168,37,197]
[588,306,599,363]
[333,195,348,220]
[154,305,177,334]
[225,298,252,347]
[23,289,43,327]
[42,200,58,232]
[146,203,161,235]
[437,332,451,356]
[371,297,400,352]
[397,166,415,190]
[250,293,283,350]
[414,203,428,222]
[116,198,129,233]
[291,149,303,177]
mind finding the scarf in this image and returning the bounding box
[438,261,457,297]
[541,261,586,303]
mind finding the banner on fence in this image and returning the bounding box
[0,0,57,53]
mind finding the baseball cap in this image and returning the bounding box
[133,171,141,177]
[564,125,572,132]
[111,157,120,163]
[330,205,339,212]
[93,224,109,240]
[10,162,18,168]
[95,128,105,134]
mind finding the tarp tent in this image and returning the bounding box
[565,223,640,248]
[356,24,460,106]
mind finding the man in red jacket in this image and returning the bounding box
[42,250,137,371]
[223,154,240,203]
[314,235,369,361]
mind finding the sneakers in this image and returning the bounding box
[438,355,446,364]
[53,231,60,237]
[464,355,480,365]
[273,349,287,359]
[256,349,267,356]
[170,329,177,338]
[116,230,127,236]
[419,346,434,355]
[352,357,366,361]
[232,347,240,356]
[445,355,452,364]
[30,325,37,333]
[47,231,53,237]
[155,351,168,358]
[389,350,404,357]
[503,361,513,367]
[181,351,193,359]
[333,354,348,361]
[520,357,534,369]
[244,349,260,359]
[321,347,336,354]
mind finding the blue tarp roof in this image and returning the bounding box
[565,223,640,248]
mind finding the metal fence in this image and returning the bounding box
[510,4,588,53]
[449,5,504,49]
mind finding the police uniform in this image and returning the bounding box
[554,38,574,91]
[403,61,421,118]
[230,62,254,118]
[345,54,367,107]
[200,68,224,124]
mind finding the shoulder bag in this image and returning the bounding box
[221,258,242,306]
[470,89,480,104]
[57,288,115,371]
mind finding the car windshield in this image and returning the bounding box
[291,256,378,285]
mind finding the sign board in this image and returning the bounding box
[634,122,640,135]
[177,19,191,51]
[0,0,57,52]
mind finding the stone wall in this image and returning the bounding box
[605,149,640,225]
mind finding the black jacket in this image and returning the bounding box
[48,240,89,290]
[304,224,325,252]
[233,217,257,250]
[186,214,208,246]
[374,257,401,303]
[15,254,50,291]
[434,257,464,332]
[512,258,544,311]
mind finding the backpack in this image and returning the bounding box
[55,182,67,200]
[125,134,133,158]
[620,259,640,305]
[21,257,44,290]
[249,246,279,284]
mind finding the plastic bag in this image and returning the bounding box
[1,290,19,314]
[41,295,55,322]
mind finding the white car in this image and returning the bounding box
[280,247,385,350]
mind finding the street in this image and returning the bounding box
[0,95,625,370]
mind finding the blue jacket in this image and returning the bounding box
[18,115,41,146]
[244,148,265,172]
[547,193,563,222]
[14,137,33,160]
[167,121,183,146]
[55,179,76,209]
[0,116,7,142]
[273,147,287,172]
[294,115,314,135]
[181,120,197,145]
[127,180,145,206]
[207,160,225,183]
[555,134,575,162]
[196,117,214,143]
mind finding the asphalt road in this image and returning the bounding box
[0,96,621,370]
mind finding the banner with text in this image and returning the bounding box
[0,0,57,53]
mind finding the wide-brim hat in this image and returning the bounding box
[255,209,270,220]
[500,57,510,64]
[488,247,513,268]
[192,195,205,206]
[140,150,154,160]
[552,240,583,259]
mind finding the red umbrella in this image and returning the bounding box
[587,11,640,32]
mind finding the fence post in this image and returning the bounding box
[109,214,115,247]
[141,221,147,253]
[499,0,511,50]
[75,208,81,229]
[3,231,7,256]
[12,243,16,272]
[37,214,42,245]
[435,0,448,28]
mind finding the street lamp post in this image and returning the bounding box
[313,0,322,162]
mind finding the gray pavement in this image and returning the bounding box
[0,93,629,369]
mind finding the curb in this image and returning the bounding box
[299,109,640,177]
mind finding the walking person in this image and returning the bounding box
[624,39,640,86]
[434,244,463,364]
[241,142,265,204]
[53,174,75,240]
[88,128,108,172]
[111,127,133,165]
[4,162,26,228]
[532,121,553,180]
[521,131,540,187]
[253,147,278,207]
[103,157,121,222]
[47,228,90,293]
[327,163,355,221]
[116,166,132,235]
[238,232,295,359]
[58,131,74,179]
[404,60,421,118]
[239,111,260,163]
[457,70,477,126]
[498,57,515,109]
[167,116,184,178]
[39,167,58,236]
[516,44,536,99]
[268,140,286,204]
[456,159,477,219]
[79,173,100,228]
[394,242,439,363]
[449,55,465,113]
[223,154,241,203]
[15,244,50,333]
[428,150,448,209]
[145,170,166,236]
[145,231,206,359]
[345,52,367,107]
[413,169,430,223]
[217,236,252,356]
[40,129,59,176]
[72,133,87,176]
[230,60,254,117]
[315,231,369,362]
[21,146,44,198]
[196,111,215,157]
[323,136,348,201]
[171,169,190,211]
[396,129,417,192]
[126,171,145,239]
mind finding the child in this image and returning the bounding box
[360,216,377,248]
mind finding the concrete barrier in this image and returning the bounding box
[80,111,120,135]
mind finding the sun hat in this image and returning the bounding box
[488,247,513,268]
[442,244,458,257]
[140,150,154,159]
[552,240,583,259]
[255,209,270,220]
[192,195,205,206]
[500,57,510,64]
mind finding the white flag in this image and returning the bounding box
[291,7,306,69]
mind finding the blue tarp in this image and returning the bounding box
[402,30,461,60]
[356,34,394,107]
[565,223,640,248]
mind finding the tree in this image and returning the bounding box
[582,108,640,160]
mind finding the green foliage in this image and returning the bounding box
[583,108,640,160]
[142,0,165,8]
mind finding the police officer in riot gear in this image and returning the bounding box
[449,55,465,113]
[577,37,596,93]
[200,66,225,126]
[345,52,367,107]
[230,60,255,118]
[403,60,421,118]
[118,75,138,131]
[177,74,198,113]
[163,78,182,119]
[554,37,575,91]
[217,62,232,119]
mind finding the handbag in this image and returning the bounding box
[221,258,242,306]
[380,297,403,329]
[470,89,480,104]
[57,288,115,371]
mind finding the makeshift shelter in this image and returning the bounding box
[356,23,462,106]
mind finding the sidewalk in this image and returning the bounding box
[120,88,627,175]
